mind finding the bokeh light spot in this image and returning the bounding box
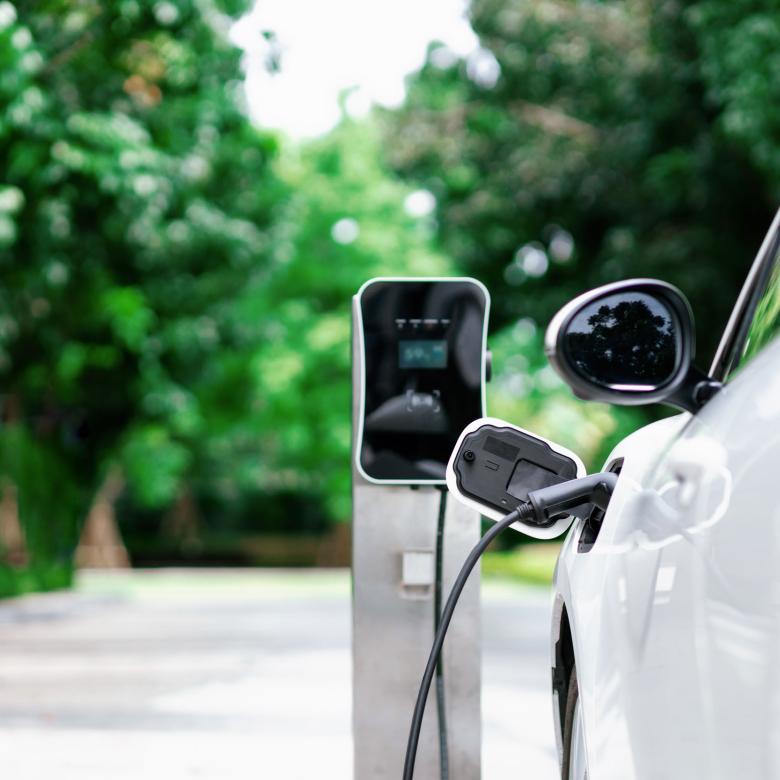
[404,189,436,218]
[331,217,360,244]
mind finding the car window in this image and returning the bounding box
[711,209,780,381]
[738,257,780,369]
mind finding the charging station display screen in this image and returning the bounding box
[398,339,448,369]
[357,279,488,483]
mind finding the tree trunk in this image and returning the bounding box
[0,479,27,567]
[75,467,130,569]
[161,485,203,554]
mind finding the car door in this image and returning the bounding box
[614,211,780,779]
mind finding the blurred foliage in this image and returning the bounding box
[384,0,777,367]
[1,0,779,584]
[244,115,451,520]
[0,424,86,594]
[482,542,560,585]
[121,114,453,557]
[0,0,454,577]
[0,0,284,588]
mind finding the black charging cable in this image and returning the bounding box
[403,502,534,780]
[434,488,449,780]
[403,472,619,780]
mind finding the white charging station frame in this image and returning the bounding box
[446,416,586,539]
[353,276,490,485]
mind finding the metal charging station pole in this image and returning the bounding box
[351,280,485,779]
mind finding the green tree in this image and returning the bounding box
[385,0,776,370]
[0,0,281,586]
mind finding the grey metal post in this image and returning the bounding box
[351,296,482,779]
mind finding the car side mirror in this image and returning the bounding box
[545,279,721,413]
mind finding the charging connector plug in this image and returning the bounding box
[527,472,619,527]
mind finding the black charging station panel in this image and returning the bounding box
[451,423,579,514]
[356,279,488,483]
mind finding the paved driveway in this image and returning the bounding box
[0,570,557,779]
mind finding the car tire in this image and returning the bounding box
[561,665,588,779]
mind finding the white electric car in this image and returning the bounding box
[542,209,780,779]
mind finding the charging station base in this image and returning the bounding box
[352,482,482,779]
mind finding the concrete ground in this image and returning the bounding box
[0,569,558,779]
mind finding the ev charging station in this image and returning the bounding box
[352,278,490,779]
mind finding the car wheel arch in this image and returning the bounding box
[552,601,575,753]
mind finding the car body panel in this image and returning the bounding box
[553,338,780,778]
[552,414,688,773]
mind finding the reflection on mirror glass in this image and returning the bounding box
[564,292,678,388]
